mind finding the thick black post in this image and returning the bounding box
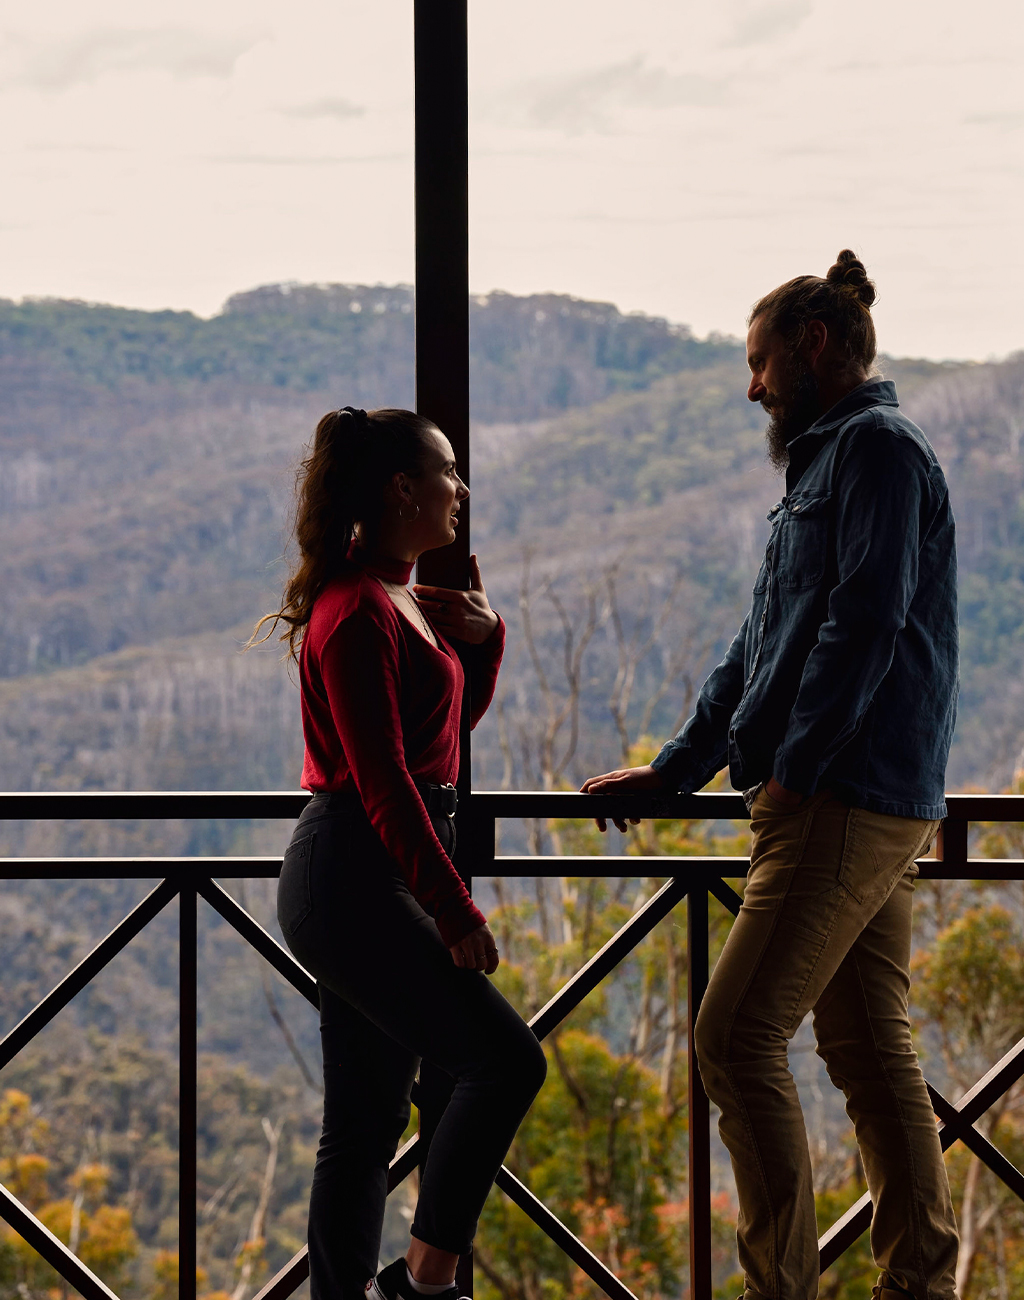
[414,6,473,1295]
[687,889,712,1299]
[179,886,197,1300]
[414,0,470,599]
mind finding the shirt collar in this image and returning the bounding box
[785,379,899,491]
[788,378,898,448]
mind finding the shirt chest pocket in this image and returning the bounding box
[777,493,831,589]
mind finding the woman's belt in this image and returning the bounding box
[413,781,458,816]
[308,782,457,817]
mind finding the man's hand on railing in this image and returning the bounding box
[449,921,500,974]
[580,764,666,833]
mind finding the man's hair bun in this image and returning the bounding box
[826,249,876,308]
[748,250,878,372]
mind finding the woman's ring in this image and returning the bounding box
[439,602,448,614]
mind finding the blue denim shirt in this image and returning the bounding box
[651,379,958,819]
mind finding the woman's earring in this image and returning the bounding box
[398,502,420,522]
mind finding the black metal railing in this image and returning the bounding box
[0,790,1022,1300]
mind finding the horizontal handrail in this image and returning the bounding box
[490,856,1024,880]
[1,855,1022,882]
[0,792,311,819]
[472,791,1024,820]
[0,790,1020,821]
[0,857,283,879]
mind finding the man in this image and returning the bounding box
[582,251,960,1300]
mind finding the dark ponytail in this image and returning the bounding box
[251,406,437,660]
[748,249,878,374]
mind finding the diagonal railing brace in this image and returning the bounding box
[529,876,690,1041]
[196,878,318,1008]
[928,1086,1024,1198]
[0,1180,121,1300]
[819,1031,1024,1270]
[251,1134,423,1300]
[494,1167,639,1300]
[0,879,179,1071]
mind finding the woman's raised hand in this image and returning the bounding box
[413,554,499,645]
[580,764,666,832]
[449,921,500,974]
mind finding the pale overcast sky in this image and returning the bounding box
[3,0,1023,359]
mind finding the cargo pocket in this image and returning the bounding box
[278,832,315,936]
[777,493,830,589]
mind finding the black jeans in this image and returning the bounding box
[278,795,547,1300]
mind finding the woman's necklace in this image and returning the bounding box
[376,577,437,646]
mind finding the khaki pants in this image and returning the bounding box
[694,789,959,1300]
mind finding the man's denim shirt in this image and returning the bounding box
[651,379,959,819]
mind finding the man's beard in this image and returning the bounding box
[762,361,821,472]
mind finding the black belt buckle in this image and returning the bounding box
[417,781,458,817]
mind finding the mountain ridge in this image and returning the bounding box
[0,283,1021,795]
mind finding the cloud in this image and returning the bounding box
[963,111,1024,130]
[279,98,365,121]
[6,27,261,91]
[26,141,130,154]
[202,151,408,166]
[497,56,726,134]
[728,0,814,48]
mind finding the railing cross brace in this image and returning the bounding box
[1,798,1023,1300]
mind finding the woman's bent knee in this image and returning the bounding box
[523,1033,548,1096]
[499,1026,547,1104]
[486,995,548,1098]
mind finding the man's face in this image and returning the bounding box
[746,316,821,471]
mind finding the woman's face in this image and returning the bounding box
[402,427,469,550]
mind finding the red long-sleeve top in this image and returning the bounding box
[299,547,504,946]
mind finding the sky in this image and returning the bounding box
[3,0,1024,360]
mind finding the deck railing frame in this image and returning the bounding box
[0,790,1021,1300]
[12,0,1009,1295]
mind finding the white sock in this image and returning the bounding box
[405,1266,454,1295]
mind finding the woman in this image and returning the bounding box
[258,406,546,1300]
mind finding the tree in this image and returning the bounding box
[477,1028,684,1300]
[0,1088,139,1298]
[479,754,750,1299]
[912,901,1024,1297]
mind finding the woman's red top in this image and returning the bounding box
[299,547,504,947]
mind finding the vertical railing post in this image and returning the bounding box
[687,887,712,1299]
[413,16,472,1292]
[414,0,470,597]
[936,816,968,865]
[180,885,197,1300]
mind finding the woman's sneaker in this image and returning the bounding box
[366,1259,462,1300]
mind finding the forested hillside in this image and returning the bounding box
[2,285,1024,1298]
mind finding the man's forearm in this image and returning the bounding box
[651,614,750,791]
